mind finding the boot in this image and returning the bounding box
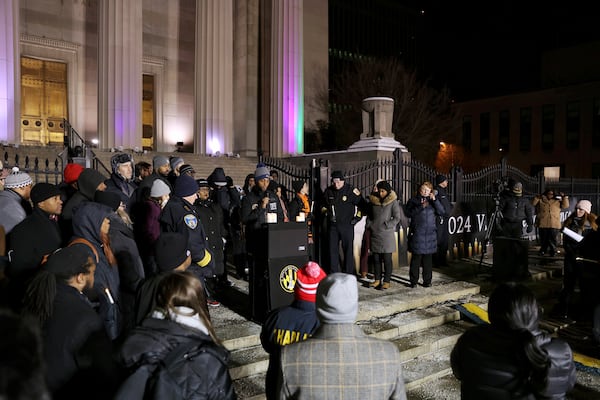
[370,280,380,288]
[382,282,390,290]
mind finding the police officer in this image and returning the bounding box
[322,170,365,274]
[160,174,218,305]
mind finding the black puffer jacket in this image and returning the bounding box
[451,324,576,400]
[119,317,236,400]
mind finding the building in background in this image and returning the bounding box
[0,0,328,157]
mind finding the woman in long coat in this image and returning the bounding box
[368,181,401,289]
[405,181,444,288]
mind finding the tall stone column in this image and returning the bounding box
[98,0,143,150]
[270,0,303,156]
[195,0,234,155]
[0,0,19,143]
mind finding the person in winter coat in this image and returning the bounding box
[104,153,137,209]
[260,261,327,400]
[61,168,107,239]
[195,178,231,291]
[498,180,534,238]
[368,181,401,290]
[557,199,598,319]
[433,174,453,267]
[72,201,122,340]
[118,271,236,400]
[134,178,171,277]
[94,191,145,334]
[22,245,118,399]
[405,181,444,288]
[451,282,576,400]
[532,189,569,256]
[6,183,64,312]
[0,168,33,233]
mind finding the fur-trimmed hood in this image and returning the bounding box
[369,190,397,207]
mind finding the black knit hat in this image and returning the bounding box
[435,174,447,185]
[174,175,199,197]
[292,180,305,193]
[45,245,93,276]
[376,180,392,193]
[155,233,191,272]
[179,164,195,176]
[94,190,121,211]
[30,183,61,205]
[196,178,210,188]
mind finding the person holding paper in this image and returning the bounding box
[557,199,598,319]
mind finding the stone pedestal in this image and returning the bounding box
[349,96,407,152]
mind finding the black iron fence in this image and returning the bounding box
[2,151,63,185]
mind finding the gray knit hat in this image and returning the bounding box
[153,155,170,170]
[170,156,184,171]
[316,273,358,324]
[150,179,171,197]
[4,167,33,189]
[254,164,270,181]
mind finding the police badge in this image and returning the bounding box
[184,214,198,229]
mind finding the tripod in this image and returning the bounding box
[478,196,503,270]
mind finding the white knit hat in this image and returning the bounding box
[4,167,33,189]
[576,199,592,214]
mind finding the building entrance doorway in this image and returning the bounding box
[20,57,68,145]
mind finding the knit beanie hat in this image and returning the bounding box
[179,164,195,176]
[4,167,33,189]
[254,163,270,181]
[294,261,327,302]
[376,180,392,193]
[292,180,305,194]
[316,273,358,324]
[31,182,61,205]
[155,233,191,272]
[174,175,199,198]
[63,163,84,184]
[512,181,523,196]
[153,155,170,170]
[435,174,447,185]
[94,190,121,211]
[45,245,93,276]
[170,156,184,171]
[577,199,592,214]
[150,179,171,197]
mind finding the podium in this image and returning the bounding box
[492,236,529,280]
[250,222,309,322]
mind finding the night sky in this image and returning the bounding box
[420,0,600,101]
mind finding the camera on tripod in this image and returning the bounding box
[488,177,509,201]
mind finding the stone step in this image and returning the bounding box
[402,345,453,391]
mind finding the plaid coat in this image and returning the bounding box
[277,324,407,400]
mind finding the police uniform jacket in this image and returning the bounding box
[159,196,214,277]
[195,198,227,275]
[322,182,363,225]
[435,185,453,219]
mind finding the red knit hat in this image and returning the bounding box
[294,261,327,302]
[64,163,84,184]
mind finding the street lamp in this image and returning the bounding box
[439,141,454,168]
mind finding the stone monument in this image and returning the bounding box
[348,97,407,152]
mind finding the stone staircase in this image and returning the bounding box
[212,266,484,399]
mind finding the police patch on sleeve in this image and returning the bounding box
[184,214,198,229]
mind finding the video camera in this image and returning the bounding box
[488,177,509,197]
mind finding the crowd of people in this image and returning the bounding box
[0,154,589,399]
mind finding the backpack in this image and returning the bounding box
[115,340,200,400]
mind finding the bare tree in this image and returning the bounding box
[326,57,462,164]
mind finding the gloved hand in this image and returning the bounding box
[526,224,533,233]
